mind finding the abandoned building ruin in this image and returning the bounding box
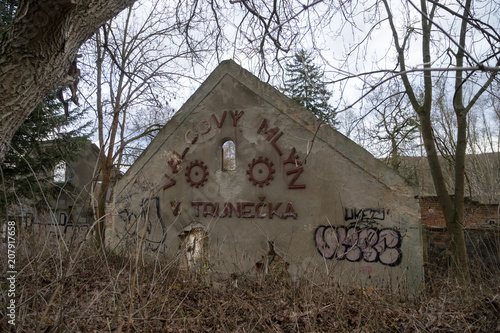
[4,142,98,238]
[108,60,425,294]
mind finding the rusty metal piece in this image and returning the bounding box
[185,160,209,188]
[283,147,302,165]
[257,119,283,156]
[170,201,181,216]
[163,173,176,190]
[212,111,227,128]
[229,110,244,126]
[168,158,182,173]
[247,156,275,187]
[286,167,306,189]
[174,147,189,159]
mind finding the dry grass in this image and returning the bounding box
[1,229,499,332]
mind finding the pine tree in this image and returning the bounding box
[0,0,17,28]
[284,50,335,125]
[0,90,91,214]
[1,0,90,215]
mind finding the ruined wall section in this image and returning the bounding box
[108,60,424,294]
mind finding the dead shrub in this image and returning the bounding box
[1,229,499,332]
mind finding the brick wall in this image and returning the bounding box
[420,196,500,279]
[420,196,499,227]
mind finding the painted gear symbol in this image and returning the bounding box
[185,160,209,187]
[246,156,275,187]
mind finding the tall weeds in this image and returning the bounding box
[1,226,499,332]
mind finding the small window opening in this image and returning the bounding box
[59,212,67,226]
[222,140,236,171]
[54,161,67,183]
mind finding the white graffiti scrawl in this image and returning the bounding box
[314,225,402,266]
[314,207,402,266]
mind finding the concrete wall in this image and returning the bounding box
[26,142,98,227]
[108,60,424,294]
[52,142,98,226]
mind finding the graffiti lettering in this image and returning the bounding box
[189,200,297,220]
[141,197,167,251]
[344,208,387,223]
[314,225,402,266]
[59,212,67,226]
[118,197,167,252]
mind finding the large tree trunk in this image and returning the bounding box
[383,0,473,283]
[447,0,473,284]
[420,102,470,284]
[0,0,136,164]
[95,155,112,246]
[421,0,471,284]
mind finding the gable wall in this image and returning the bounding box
[109,61,424,294]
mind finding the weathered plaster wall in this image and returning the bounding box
[108,60,424,294]
[55,142,99,226]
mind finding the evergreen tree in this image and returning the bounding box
[0,90,91,214]
[284,50,335,125]
[0,0,17,28]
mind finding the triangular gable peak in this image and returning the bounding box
[109,60,424,295]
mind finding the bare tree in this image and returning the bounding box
[466,92,500,203]
[426,77,500,204]
[83,1,195,244]
[363,80,420,171]
[0,0,334,165]
[1,0,498,279]
[375,0,499,283]
[296,0,499,283]
[174,0,336,78]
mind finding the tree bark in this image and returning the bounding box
[0,0,136,164]
[447,0,473,284]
